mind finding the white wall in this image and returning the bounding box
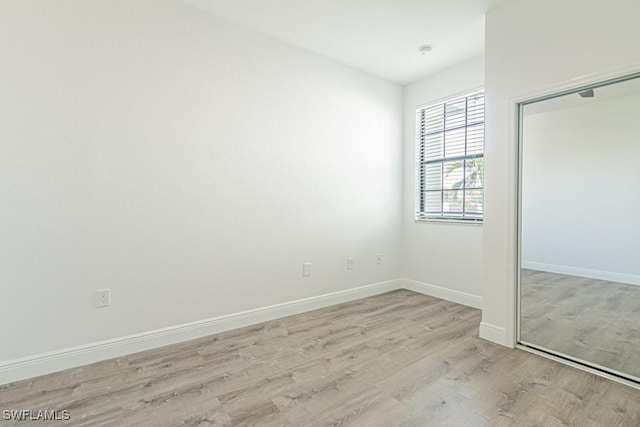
[0,0,402,364]
[521,94,640,284]
[483,0,640,345]
[402,57,484,304]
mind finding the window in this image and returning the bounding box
[416,89,485,222]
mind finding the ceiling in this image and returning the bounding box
[183,0,510,85]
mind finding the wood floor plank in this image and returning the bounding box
[1,289,639,426]
[521,269,640,380]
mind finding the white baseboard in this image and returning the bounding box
[479,322,508,346]
[522,261,640,286]
[0,278,489,386]
[0,279,402,386]
[400,278,482,309]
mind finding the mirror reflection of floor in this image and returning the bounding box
[520,269,640,380]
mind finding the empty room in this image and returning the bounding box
[1,0,640,425]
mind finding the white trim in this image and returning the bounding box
[0,280,401,386]
[414,218,483,226]
[522,261,640,286]
[400,278,482,309]
[0,278,490,386]
[479,322,508,346]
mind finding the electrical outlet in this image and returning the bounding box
[95,289,111,308]
[302,262,311,277]
[347,258,354,270]
[376,253,382,265]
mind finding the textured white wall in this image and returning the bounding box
[483,0,640,345]
[402,57,484,297]
[521,94,640,283]
[0,0,402,362]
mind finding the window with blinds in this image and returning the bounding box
[416,89,485,222]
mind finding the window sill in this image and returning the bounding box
[414,218,483,226]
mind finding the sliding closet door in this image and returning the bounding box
[518,73,640,383]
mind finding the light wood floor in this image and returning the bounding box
[521,269,640,380]
[2,290,640,426]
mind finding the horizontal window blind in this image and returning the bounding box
[416,89,485,222]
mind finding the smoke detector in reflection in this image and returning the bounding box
[419,45,433,55]
[579,89,595,98]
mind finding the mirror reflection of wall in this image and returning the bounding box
[519,75,640,382]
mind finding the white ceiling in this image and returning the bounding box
[183,0,510,85]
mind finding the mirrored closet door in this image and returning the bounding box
[518,72,640,383]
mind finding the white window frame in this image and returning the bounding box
[415,88,485,223]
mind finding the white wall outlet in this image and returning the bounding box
[95,289,111,308]
[347,258,354,270]
[302,262,311,277]
[376,253,382,265]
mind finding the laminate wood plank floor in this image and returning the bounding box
[2,289,640,426]
[521,269,640,380]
